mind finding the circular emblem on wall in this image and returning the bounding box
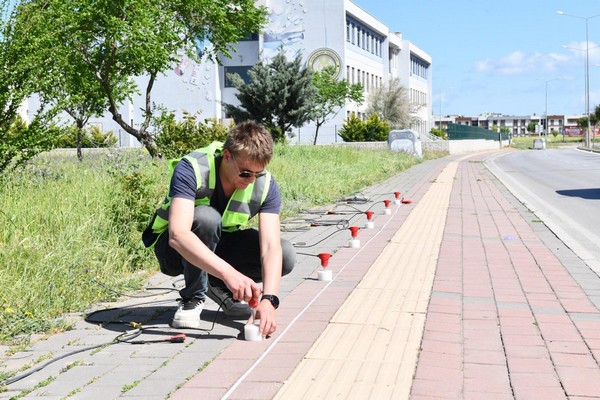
[307,48,342,78]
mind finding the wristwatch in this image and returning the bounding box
[261,294,280,309]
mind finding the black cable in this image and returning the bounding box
[305,218,351,227]
[337,192,370,204]
[1,309,223,388]
[90,277,180,298]
[292,225,348,248]
[295,251,319,258]
[0,330,142,387]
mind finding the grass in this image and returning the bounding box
[0,145,443,345]
[272,145,429,218]
[0,149,166,344]
[509,134,587,150]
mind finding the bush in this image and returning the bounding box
[338,113,366,141]
[52,124,117,149]
[364,113,391,141]
[153,111,231,159]
[430,128,447,140]
[0,116,57,173]
[338,113,391,142]
[105,152,168,271]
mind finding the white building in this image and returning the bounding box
[23,0,433,146]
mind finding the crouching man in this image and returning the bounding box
[143,120,295,337]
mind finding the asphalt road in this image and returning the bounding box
[486,147,600,275]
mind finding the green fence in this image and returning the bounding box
[447,123,510,141]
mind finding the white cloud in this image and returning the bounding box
[472,49,576,76]
[473,59,492,72]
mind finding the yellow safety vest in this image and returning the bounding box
[148,142,271,242]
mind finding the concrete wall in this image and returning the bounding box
[448,139,510,154]
[328,139,510,155]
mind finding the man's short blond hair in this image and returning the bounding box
[224,120,273,166]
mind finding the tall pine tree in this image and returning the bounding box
[224,49,317,142]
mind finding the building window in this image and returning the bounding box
[346,15,384,59]
[410,54,429,79]
[224,66,252,87]
[239,32,259,41]
[346,21,350,42]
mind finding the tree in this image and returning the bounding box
[594,105,600,123]
[7,1,110,161]
[593,104,600,140]
[8,0,268,158]
[577,117,589,130]
[224,49,317,142]
[367,78,416,129]
[310,66,363,145]
[0,0,57,173]
[527,121,537,134]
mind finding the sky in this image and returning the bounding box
[353,0,600,118]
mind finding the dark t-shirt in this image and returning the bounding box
[142,155,281,247]
[169,156,281,215]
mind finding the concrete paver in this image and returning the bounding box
[272,161,459,399]
[3,150,600,400]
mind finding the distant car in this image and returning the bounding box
[388,129,423,157]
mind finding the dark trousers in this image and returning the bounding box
[153,205,296,300]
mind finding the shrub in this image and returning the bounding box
[153,111,231,159]
[338,113,391,142]
[430,128,447,140]
[53,125,117,149]
[363,113,391,141]
[338,112,366,142]
[105,153,167,271]
[0,116,57,173]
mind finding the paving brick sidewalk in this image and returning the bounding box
[411,153,600,400]
[3,151,600,400]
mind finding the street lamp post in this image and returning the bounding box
[537,77,560,136]
[438,94,442,132]
[437,87,452,133]
[558,11,600,148]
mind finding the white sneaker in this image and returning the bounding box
[172,298,204,329]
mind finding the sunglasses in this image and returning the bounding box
[230,153,267,179]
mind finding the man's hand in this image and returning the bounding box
[222,270,262,303]
[252,299,277,336]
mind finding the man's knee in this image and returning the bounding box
[192,206,221,230]
[191,206,222,249]
[281,239,296,276]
